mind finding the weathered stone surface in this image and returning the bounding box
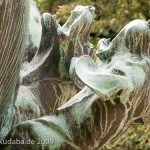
[0,1,150,149]
[23,0,42,63]
[0,0,30,139]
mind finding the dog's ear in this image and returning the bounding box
[75,56,133,102]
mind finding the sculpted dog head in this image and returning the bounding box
[73,19,150,125]
[62,5,95,35]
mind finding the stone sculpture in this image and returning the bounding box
[0,0,150,150]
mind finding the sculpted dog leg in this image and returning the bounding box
[0,0,30,139]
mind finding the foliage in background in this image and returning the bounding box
[34,0,150,149]
[35,0,150,40]
[104,125,150,150]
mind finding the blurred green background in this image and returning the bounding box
[34,0,150,149]
[34,0,150,47]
